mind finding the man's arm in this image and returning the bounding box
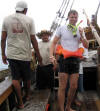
[79,27,89,48]
[1,31,7,64]
[30,35,42,65]
[50,36,60,64]
[80,37,89,48]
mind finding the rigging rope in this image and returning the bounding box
[58,0,71,27]
[94,1,100,23]
[50,0,76,34]
[65,0,75,22]
[58,0,67,17]
[50,0,68,32]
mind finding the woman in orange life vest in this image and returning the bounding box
[50,10,88,111]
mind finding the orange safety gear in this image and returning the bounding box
[55,45,84,59]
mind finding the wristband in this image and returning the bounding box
[49,56,54,59]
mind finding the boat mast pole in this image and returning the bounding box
[83,9,100,46]
[95,1,100,23]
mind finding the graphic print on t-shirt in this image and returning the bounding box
[12,22,23,33]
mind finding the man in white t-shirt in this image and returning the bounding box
[1,1,42,109]
[50,10,88,111]
[36,30,54,90]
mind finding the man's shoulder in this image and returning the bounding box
[56,25,67,33]
[58,25,66,30]
[3,14,15,23]
[16,13,33,21]
[25,15,33,21]
[4,14,14,19]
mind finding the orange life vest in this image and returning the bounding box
[55,45,84,59]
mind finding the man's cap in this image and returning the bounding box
[15,1,28,11]
[36,30,52,39]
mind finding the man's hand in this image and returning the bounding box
[2,55,8,64]
[37,56,43,66]
[79,27,89,48]
[79,27,84,37]
[50,56,57,65]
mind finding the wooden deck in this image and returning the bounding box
[0,77,12,105]
[0,77,50,111]
[48,90,100,111]
[14,89,50,111]
[80,91,100,111]
[0,69,11,82]
[0,70,51,111]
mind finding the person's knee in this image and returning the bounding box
[70,83,78,90]
[59,86,66,92]
[12,80,20,85]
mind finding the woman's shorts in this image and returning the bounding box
[58,56,80,74]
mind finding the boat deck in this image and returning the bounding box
[14,89,50,111]
[80,91,100,111]
[48,90,100,111]
[0,77,12,105]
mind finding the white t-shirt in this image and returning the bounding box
[55,25,81,51]
[38,41,51,65]
[2,13,35,61]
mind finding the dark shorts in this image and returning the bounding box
[58,56,80,74]
[36,64,54,89]
[8,59,31,81]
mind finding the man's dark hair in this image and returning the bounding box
[68,10,78,16]
[16,8,27,13]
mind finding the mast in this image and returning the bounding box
[50,0,75,34]
[91,1,100,24]
[50,0,67,33]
